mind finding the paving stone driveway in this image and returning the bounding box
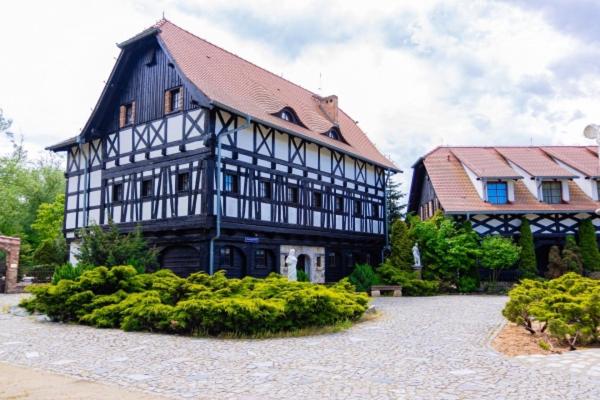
[1,294,599,399]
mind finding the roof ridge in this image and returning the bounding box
[158,20,327,104]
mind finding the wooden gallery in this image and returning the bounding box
[48,20,399,282]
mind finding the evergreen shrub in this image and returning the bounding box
[21,267,368,336]
[348,264,380,292]
[377,262,439,296]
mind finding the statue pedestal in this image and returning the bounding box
[412,266,422,280]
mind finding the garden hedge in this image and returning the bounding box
[21,266,369,336]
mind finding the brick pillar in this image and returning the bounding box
[0,236,21,294]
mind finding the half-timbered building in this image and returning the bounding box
[408,146,600,270]
[48,19,399,282]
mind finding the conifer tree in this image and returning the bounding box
[388,219,414,270]
[386,178,406,223]
[578,219,600,272]
[518,219,538,278]
[562,235,583,275]
[546,245,563,279]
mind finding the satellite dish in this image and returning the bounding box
[595,208,600,216]
[584,124,600,139]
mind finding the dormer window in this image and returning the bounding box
[281,110,293,122]
[487,182,508,204]
[327,128,340,140]
[273,107,305,127]
[542,181,562,204]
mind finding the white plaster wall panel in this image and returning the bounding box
[313,211,321,227]
[167,114,183,143]
[237,127,253,151]
[88,191,101,207]
[142,202,152,220]
[119,156,130,166]
[186,141,204,151]
[166,145,179,155]
[107,134,118,157]
[89,171,102,188]
[320,148,331,173]
[276,164,287,172]
[288,207,297,223]
[119,128,132,154]
[366,165,375,186]
[68,177,78,193]
[239,154,253,164]
[91,140,102,166]
[134,153,145,162]
[225,197,237,217]
[221,149,232,158]
[88,209,100,225]
[507,180,516,202]
[274,133,288,160]
[335,178,344,186]
[194,195,202,214]
[336,215,342,227]
[150,150,162,158]
[178,196,189,217]
[345,158,355,180]
[77,211,84,228]
[561,180,570,202]
[113,206,122,223]
[186,109,204,138]
[106,160,116,169]
[67,195,77,210]
[292,168,303,176]
[306,143,319,169]
[308,172,318,180]
[258,159,271,168]
[65,212,76,229]
[462,163,484,199]
[261,203,271,221]
[66,232,75,239]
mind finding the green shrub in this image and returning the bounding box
[562,235,583,275]
[378,262,439,296]
[388,219,414,270]
[503,273,600,349]
[578,219,600,272]
[518,219,538,278]
[51,263,93,284]
[546,245,563,279]
[480,236,520,283]
[21,268,368,336]
[348,264,380,292]
[457,276,479,293]
[76,221,158,273]
[296,270,309,282]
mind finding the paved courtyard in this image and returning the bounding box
[1,294,599,399]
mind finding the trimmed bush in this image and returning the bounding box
[518,219,538,278]
[348,264,380,292]
[503,273,600,349]
[51,263,93,284]
[21,268,368,336]
[457,276,479,293]
[377,262,439,296]
[480,236,520,283]
[578,219,600,272]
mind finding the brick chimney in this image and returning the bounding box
[316,95,339,124]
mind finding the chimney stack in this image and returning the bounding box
[316,95,339,124]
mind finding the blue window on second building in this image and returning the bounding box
[487,182,508,204]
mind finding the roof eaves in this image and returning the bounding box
[117,27,160,49]
[46,136,78,152]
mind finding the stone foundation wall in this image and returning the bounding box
[0,236,21,293]
[279,245,325,283]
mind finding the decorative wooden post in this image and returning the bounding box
[0,236,21,293]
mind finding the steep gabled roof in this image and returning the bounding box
[495,147,576,178]
[541,146,600,178]
[449,147,521,179]
[154,20,397,170]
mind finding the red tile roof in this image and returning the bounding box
[449,147,521,179]
[494,147,576,178]
[420,146,600,214]
[154,20,397,170]
[542,146,600,177]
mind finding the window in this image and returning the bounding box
[280,110,293,122]
[259,181,271,199]
[177,172,189,192]
[328,252,336,268]
[334,196,344,213]
[326,128,341,140]
[354,200,362,216]
[542,181,562,204]
[487,182,508,204]
[224,173,238,193]
[165,87,183,114]
[372,203,380,218]
[255,249,266,268]
[112,183,123,202]
[219,246,233,266]
[141,178,153,198]
[287,187,298,203]
[313,192,322,208]
[119,102,135,128]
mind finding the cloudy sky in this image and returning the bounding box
[2,0,600,189]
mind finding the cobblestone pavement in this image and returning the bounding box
[1,294,599,399]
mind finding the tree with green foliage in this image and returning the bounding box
[385,177,406,223]
[76,221,158,272]
[546,245,563,279]
[31,194,65,244]
[348,264,380,292]
[409,212,480,286]
[480,236,520,283]
[518,219,538,278]
[562,235,583,275]
[387,219,413,270]
[578,219,600,271]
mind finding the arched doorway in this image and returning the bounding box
[297,254,312,282]
[160,245,202,277]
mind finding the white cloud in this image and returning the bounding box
[1,0,600,192]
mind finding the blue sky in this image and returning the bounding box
[2,0,600,190]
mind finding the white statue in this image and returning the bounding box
[412,243,422,269]
[285,249,298,281]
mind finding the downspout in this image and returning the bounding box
[209,115,252,275]
[381,170,392,264]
